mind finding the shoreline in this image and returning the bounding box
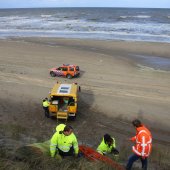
[7,37,170,71]
[1,36,170,44]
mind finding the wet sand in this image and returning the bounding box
[0,37,170,149]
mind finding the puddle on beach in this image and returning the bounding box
[129,54,170,71]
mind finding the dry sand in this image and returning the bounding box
[0,37,170,152]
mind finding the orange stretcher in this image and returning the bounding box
[79,145,125,170]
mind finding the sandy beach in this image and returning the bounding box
[0,38,170,166]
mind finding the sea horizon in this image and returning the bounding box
[0,7,170,9]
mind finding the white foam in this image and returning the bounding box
[132,15,151,18]
[41,15,52,18]
[0,13,170,43]
[120,16,127,18]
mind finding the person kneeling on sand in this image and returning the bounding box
[50,125,79,158]
[97,134,119,157]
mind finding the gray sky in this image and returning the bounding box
[0,0,170,8]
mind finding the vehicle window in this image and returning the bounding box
[62,67,68,71]
[76,66,79,71]
[69,67,74,71]
[69,97,75,106]
[58,67,62,70]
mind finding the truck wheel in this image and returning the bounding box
[50,71,56,77]
[69,115,76,121]
[66,74,72,79]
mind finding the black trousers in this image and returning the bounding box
[58,146,74,157]
[43,107,49,118]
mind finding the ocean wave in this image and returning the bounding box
[119,16,127,19]
[0,28,170,43]
[0,28,170,37]
[119,15,151,19]
[0,16,30,20]
[132,15,151,18]
[0,8,170,43]
[0,17,169,36]
[41,15,52,18]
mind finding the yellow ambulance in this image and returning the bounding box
[48,83,80,120]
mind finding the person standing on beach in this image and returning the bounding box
[126,119,152,170]
[42,98,50,118]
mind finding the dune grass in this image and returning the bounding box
[0,123,170,170]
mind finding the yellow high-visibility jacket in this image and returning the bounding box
[97,137,116,155]
[50,132,79,157]
[43,100,49,107]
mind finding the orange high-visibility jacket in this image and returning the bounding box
[131,125,152,157]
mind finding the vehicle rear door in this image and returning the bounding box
[62,67,68,76]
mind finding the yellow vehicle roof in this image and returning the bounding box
[50,83,78,97]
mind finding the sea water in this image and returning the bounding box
[0,7,170,43]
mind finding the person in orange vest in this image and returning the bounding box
[126,119,152,170]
